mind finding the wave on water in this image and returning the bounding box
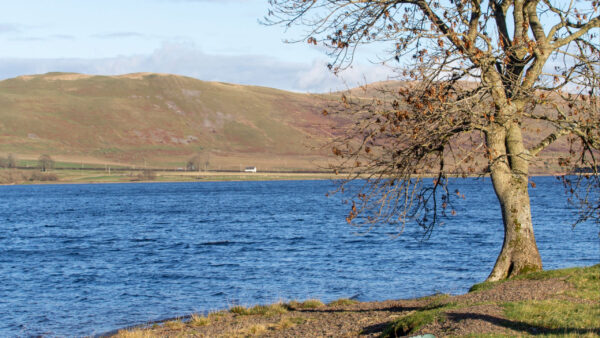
[198,241,233,246]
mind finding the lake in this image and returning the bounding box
[0,177,597,336]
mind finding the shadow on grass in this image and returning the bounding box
[443,312,600,336]
[293,304,423,314]
[359,309,600,337]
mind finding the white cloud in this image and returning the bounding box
[296,59,393,92]
[0,23,21,34]
[92,32,147,39]
[0,42,393,92]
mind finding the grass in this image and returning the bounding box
[386,264,600,337]
[229,303,289,316]
[471,264,600,300]
[382,294,457,338]
[498,264,600,335]
[382,304,456,337]
[287,299,325,309]
[245,324,268,335]
[0,167,336,185]
[114,330,155,338]
[328,298,359,306]
[188,313,210,327]
[163,319,185,330]
[503,301,600,331]
[271,316,307,330]
[112,265,599,337]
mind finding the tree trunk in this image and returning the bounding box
[487,172,543,281]
[486,121,543,281]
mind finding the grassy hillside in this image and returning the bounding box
[0,72,575,173]
[0,72,336,170]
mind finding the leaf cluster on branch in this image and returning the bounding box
[267,0,600,230]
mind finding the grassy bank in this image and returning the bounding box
[0,168,336,185]
[112,264,599,337]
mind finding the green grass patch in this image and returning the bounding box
[287,299,325,309]
[470,264,599,300]
[328,298,359,306]
[559,264,599,301]
[469,280,500,293]
[418,293,452,307]
[382,304,456,337]
[229,303,288,316]
[503,300,600,332]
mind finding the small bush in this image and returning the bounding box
[29,172,59,182]
[0,170,27,184]
[133,170,156,181]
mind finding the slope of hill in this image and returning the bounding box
[0,72,574,173]
[0,72,335,170]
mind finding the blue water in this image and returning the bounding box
[0,177,598,336]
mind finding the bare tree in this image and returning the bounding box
[38,154,55,172]
[0,154,16,168]
[267,0,600,281]
[6,154,16,168]
[187,152,210,172]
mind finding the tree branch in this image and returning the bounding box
[529,128,571,157]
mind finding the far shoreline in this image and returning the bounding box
[0,169,574,187]
[0,169,339,186]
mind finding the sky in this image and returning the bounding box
[0,0,394,92]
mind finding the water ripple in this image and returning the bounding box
[0,178,597,336]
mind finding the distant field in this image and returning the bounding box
[0,167,337,185]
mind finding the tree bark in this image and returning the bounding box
[486,121,543,282]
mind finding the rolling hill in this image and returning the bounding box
[0,72,337,170]
[0,72,574,173]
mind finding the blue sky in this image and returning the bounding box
[0,0,392,92]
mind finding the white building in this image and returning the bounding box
[244,166,257,173]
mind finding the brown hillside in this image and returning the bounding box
[0,72,337,170]
[0,73,573,173]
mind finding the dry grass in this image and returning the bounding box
[288,299,325,309]
[114,329,155,338]
[189,313,210,327]
[328,298,359,307]
[230,303,289,316]
[273,317,306,330]
[0,169,59,184]
[246,324,268,335]
[163,319,185,330]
